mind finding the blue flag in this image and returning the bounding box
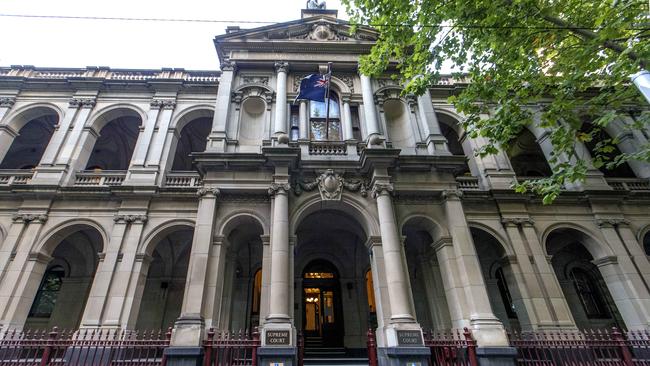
[295,73,330,103]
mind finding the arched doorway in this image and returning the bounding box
[0,112,58,169]
[295,208,370,352]
[135,227,193,330]
[24,226,103,330]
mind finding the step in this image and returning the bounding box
[303,357,369,366]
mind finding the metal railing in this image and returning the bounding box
[202,329,259,366]
[308,141,347,156]
[509,327,650,365]
[74,171,126,187]
[0,327,171,366]
[0,170,33,185]
[424,328,479,366]
[164,172,202,188]
[367,329,378,366]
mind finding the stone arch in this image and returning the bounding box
[435,110,477,176]
[467,222,514,257]
[140,220,195,256]
[506,128,553,177]
[170,105,214,131]
[169,107,213,171]
[399,214,445,243]
[638,225,650,256]
[36,219,108,257]
[329,76,352,95]
[0,104,61,169]
[218,211,269,238]
[0,223,5,245]
[542,223,614,260]
[290,193,379,238]
[86,104,146,132]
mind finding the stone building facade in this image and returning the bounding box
[0,7,649,366]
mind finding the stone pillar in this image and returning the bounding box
[519,221,576,328]
[130,100,163,166]
[273,62,289,137]
[166,188,219,365]
[416,91,449,155]
[298,101,308,140]
[501,218,556,329]
[0,97,15,123]
[55,98,96,166]
[146,100,176,167]
[258,235,272,325]
[360,74,380,141]
[96,215,148,328]
[0,214,49,330]
[207,61,236,152]
[204,235,228,329]
[595,219,650,329]
[615,221,650,285]
[38,99,82,167]
[442,191,510,346]
[342,96,354,141]
[0,96,17,163]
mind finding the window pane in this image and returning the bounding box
[311,121,326,141]
[328,121,341,141]
[310,98,340,119]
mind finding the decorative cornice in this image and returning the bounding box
[197,187,221,197]
[241,75,270,86]
[113,214,148,224]
[0,97,16,108]
[501,217,535,228]
[274,61,290,73]
[371,183,394,199]
[595,218,630,228]
[268,183,291,196]
[162,100,177,110]
[12,213,48,224]
[441,189,463,201]
[294,169,367,200]
[219,192,270,203]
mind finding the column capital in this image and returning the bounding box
[220,60,237,72]
[596,218,629,228]
[12,213,48,224]
[274,61,290,73]
[0,97,16,108]
[592,255,618,267]
[135,253,154,264]
[442,189,463,201]
[364,235,382,250]
[268,182,291,196]
[197,187,221,197]
[113,214,148,224]
[28,251,53,264]
[162,100,177,110]
[150,99,164,109]
[69,98,96,109]
[501,217,535,228]
[430,236,453,252]
[371,182,394,199]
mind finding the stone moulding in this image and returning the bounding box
[294,169,367,200]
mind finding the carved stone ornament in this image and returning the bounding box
[306,0,326,10]
[150,99,164,109]
[501,217,535,227]
[113,214,148,224]
[295,169,367,200]
[12,213,48,224]
[371,183,394,199]
[268,183,291,196]
[220,60,236,72]
[441,189,463,201]
[274,61,290,74]
[0,97,16,108]
[197,187,221,197]
[162,100,177,110]
[231,86,274,110]
[241,75,270,86]
[68,98,96,109]
[595,218,630,228]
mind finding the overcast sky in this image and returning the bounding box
[0,0,347,70]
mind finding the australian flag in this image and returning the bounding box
[295,73,330,103]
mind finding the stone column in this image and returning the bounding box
[38,99,82,167]
[442,190,509,346]
[96,215,148,328]
[55,98,96,165]
[519,221,576,328]
[258,235,272,325]
[298,101,308,140]
[204,235,228,329]
[360,74,380,141]
[416,91,450,155]
[0,214,49,330]
[0,98,17,163]
[170,188,219,348]
[342,96,354,141]
[207,61,236,152]
[615,221,650,285]
[266,183,292,324]
[122,253,153,328]
[273,62,289,137]
[146,100,177,167]
[130,100,163,166]
[595,219,650,329]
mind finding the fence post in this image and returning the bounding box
[297,331,304,366]
[613,327,633,366]
[367,329,378,366]
[463,327,479,366]
[203,328,215,366]
[161,327,172,366]
[40,327,58,366]
[253,328,260,366]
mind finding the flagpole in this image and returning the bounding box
[325,62,332,138]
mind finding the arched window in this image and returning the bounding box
[28,266,64,318]
[495,268,517,319]
[579,123,636,178]
[643,231,650,256]
[310,92,341,141]
[506,129,552,177]
[569,267,610,319]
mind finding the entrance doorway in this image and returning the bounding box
[302,260,343,347]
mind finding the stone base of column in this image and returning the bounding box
[476,347,517,366]
[170,314,204,347]
[257,347,296,366]
[377,347,431,366]
[30,165,68,186]
[482,169,517,190]
[124,166,159,186]
[163,347,204,366]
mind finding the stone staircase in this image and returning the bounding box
[303,337,369,366]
